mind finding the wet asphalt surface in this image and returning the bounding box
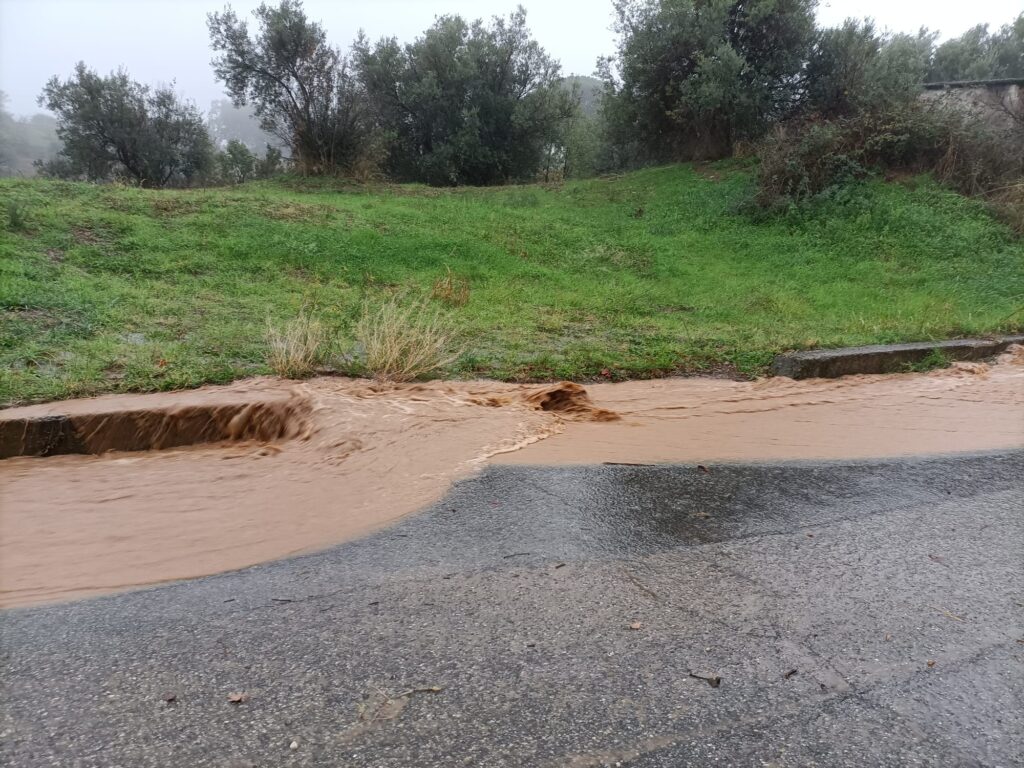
[2,451,1023,767]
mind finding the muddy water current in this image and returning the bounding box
[2,347,1022,607]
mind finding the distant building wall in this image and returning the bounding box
[921,79,1024,131]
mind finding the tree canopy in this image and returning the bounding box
[599,0,818,162]
[208,0,371,175]
[804,21,934,117]
[39,63,212,187]
[21,2,1024,185]
[927,15,1024,82]
[354,7,573,186]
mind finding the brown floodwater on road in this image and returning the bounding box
[1,347,1022,608]
[498,348,1024,466]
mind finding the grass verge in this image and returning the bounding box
[1,163,1022,405]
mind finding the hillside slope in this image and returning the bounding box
[1,164,1022,404]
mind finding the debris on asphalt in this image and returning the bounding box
[697,464,711,474]
[227,692,249,704]
[927,660,937,668]
[289,741,299,750]
[502,552,531,559]
[622,569,660,600]
[783,669,798,680]
[629,622,643,630]
[162,692,177,704]
[689,672,721,688]
[349,684,445,735]
[928,554,949,567]
[930,605,966,622]
[397,686,444,696]
[554,563,566,569]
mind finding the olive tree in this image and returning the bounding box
[599,0,817,163]
[805,21,935,117]
[208,0,371,175]
[928,14,1024,82]
[353,7,573,185]
[39,63,212,187]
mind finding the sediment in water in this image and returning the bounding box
[1,348,1022,608]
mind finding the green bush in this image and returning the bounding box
[5,199,28,231]
[755,102,1024,224]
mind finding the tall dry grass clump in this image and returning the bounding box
[265,309,327,378]
[356,294,461,382]
[431,266,470,307]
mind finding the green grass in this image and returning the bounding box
[2,164,1022,405]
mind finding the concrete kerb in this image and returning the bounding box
[770,335,1024,379]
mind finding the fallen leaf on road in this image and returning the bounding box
[228,692,249,704]
[697,465,710,474]
[629,621,643,630]
[927,660,936,668]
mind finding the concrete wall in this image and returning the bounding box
[921,81,1023,131]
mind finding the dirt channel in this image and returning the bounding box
[2,348,1022,608]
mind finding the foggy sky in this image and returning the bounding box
[1,0,1021,117]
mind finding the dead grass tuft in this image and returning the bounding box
[356,294,461,382]
[265,310,328,378]
[431,266,470,307]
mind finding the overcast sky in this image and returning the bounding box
[1,0,1021,116]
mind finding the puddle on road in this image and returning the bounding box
[1,347,1022,608]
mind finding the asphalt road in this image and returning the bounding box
[2,452,1023,767]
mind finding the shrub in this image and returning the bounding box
[5,199,28,231]
[755,102,1024,213]
[265,310,327,378]
[356,293,461,382]
[41,62,214,188]
[983,183,1024,235]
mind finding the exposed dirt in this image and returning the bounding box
[1,349,1022,609]
[0,384,311,458]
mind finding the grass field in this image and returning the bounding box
[2,163,1022,405]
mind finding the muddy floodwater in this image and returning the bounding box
[2,347,1023,608]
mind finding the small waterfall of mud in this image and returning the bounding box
[0,387,312,458]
